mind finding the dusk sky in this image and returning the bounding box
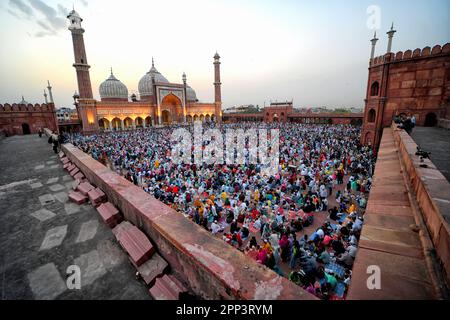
[0,0,449,109]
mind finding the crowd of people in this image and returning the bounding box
[70,122,375,300]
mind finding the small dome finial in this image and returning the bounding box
[110,67,113,76]
[152,57,154,67]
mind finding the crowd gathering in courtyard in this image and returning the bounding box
[70,122,375,300]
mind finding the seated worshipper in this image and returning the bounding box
[210,219,223,235]
[328,207,339,221]
[337,250,354,268]
[279,234,290,262]
[240,225,250,241]
[230,220,240,234]
[316,247,332,264]
[256,247,268,265]
[249,236,258,249]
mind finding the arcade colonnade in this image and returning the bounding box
[97,113,217,131]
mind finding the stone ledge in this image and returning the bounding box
[392,123,450,286]
[61,143,315,300]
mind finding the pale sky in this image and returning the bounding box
[0,0,449,109]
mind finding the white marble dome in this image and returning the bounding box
[138,64,170,97]
[99,71,128,100]
[186,85,197,102]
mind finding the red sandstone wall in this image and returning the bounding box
[61,143,316,300]
[0,103,58,135]
[362,43,450,147]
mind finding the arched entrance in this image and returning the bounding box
[162,110,171,124]
[200,114,205,122]
[272,114,279,122]
[98,118,110,130]
[205,114,211,122]
[187,115,193,123]
[424,112,437,127]
[161,93,183,124]
[135,117,144,128]
[124,117,133,129]
[193,114,199,122]
[145,116,152,127]
[364,132,372,145]
[21,123,30,135]
[112,118,121,130]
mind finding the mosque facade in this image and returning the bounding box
[67,9,222,134]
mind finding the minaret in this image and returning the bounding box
[182,72,187,123]
[370,31,379,61]
[44,89,48,104]
[67,9,93,99]
[47,80,54,103]
[213,52,222,123]
[386,22,397,53]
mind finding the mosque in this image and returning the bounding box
[67,9,222,134]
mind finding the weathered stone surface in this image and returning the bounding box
[137,253,168,285]
[27,263,66,300]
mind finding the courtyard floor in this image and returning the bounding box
[0,134,150,299]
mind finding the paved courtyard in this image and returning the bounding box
[411,126,450,182]
[0,134,150,299]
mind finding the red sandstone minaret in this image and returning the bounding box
[213,52,222,123]
[67,9,93,99]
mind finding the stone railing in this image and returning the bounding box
[61,143,316,300]
[392,123,450,285]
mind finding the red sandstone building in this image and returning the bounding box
[0,91,58,136]
[67,9,222,134]
[361,25,450,147]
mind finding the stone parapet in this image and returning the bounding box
[391,123,450,286]
[61,143,316,300]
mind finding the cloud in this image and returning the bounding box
[28,0,66,30]
[57,4,68,16]
[7,0,70,37]
[9,0,34,18]
[80,0,88,7]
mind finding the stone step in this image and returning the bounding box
[77,181,95,196]
[68,190,88,205]
[69,167,80,177]
[58,151,65,158]
[73,172,85,181]
[97,202,122,228]
[112,221,134,236]
[88,187,106,207]
[61,157,70,164]
[114,223,155,267]
[66,164,76,172]
[63,162,71,170]
[136,253,168,286]
[149,275,187,300]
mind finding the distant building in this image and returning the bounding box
[56,107,78,122]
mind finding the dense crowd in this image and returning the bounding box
[70,122,375,300]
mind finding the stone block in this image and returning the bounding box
[136,253,168,285]
[149,275,187,300]
[68,190,88,205]
[77,181,95,196]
